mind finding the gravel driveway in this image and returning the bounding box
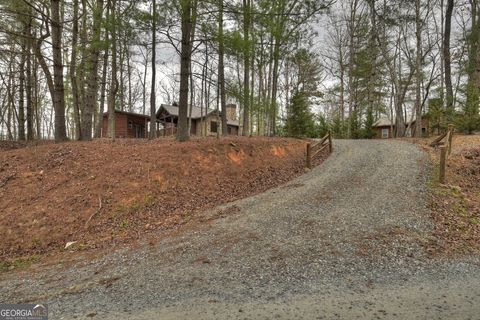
[1,140,480,319]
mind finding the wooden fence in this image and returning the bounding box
[430,124,454,183]
[306,132,333,169]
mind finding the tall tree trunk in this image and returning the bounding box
[107,0,118,139]
[142,49,148,115]
[415,0,423,137]
[96,51,109,138]
[265,37,273,135]
[33,57,41,139]
[444,0,454,111]
[258,51,264,136]
[6,49,15,140]
[78,0,87,120]
[95,4,110,138]
[25,17,34,140]
[177,0,194,142]
[270,39,280,136]
[150,0,157,139]
[347,0,359,138]
[200,49,206,136]
[119,36,125,112]
[218,0,227,136]
[51,0,67,141]
[82,0,104,140]
[18,37,26,141]
[70,0,82,140]
[127,46,133,112]
[187,0,197,135]
[250,37,255,136]
[242,0,250,136]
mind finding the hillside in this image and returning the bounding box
[417,135,480,255]
[0,137,323,260]
[4,140,480,319]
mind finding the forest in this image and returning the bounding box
[0,0,478,142]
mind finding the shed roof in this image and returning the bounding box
[103,110,151,119]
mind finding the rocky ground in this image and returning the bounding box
[1,139,479,319]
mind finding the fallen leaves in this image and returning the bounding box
[0,137,317,260]
[422,136,480,256]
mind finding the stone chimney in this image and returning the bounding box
[226,104,237,121]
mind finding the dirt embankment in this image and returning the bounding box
[413,135,480,255]
[0,137,320,260]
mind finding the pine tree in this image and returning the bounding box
[285,48,321,138]
[285,91,315,137]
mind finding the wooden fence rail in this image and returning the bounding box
[306,131,333,169]
[430,124,455,183]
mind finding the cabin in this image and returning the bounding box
[155,103,240,136]
[101,110,150,138]
[373,117,429,139]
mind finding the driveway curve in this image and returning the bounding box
[1,140,479,319]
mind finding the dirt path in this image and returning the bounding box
[2,140,480,319]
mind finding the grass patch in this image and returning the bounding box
[119,219,130,230]
[0,256,39,273]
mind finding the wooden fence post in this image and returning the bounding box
[439,145,446,183]
[328,131,332,153]
[448,124,454,155]
[306,143,312,169]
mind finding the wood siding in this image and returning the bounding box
[374,118,429,139]
[102,112,148,138]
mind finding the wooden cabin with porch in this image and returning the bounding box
[373,116,429,139]
[155,103,240,136]
[101,110,150,138]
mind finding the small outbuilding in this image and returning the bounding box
[101,110,150,138]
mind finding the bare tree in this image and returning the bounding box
[51,0,67,141]
[150,0,157,139]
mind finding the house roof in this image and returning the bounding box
[373,117,393,127]
[156,104,239,127]
[157,104,214,119]
[373,116,425,128]
[103,110,151,119]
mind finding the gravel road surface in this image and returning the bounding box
[1,140,479,319]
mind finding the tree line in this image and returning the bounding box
[0,0,478,142]
[0,0,331,142]
[315,0,479,139]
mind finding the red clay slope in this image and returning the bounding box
[0,137,325,259]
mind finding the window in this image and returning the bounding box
[210,121,218,133]
[381,128,389,139]
[128,121,133,129]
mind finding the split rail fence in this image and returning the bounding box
[430,124,454,183]
[306,132,333,169]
